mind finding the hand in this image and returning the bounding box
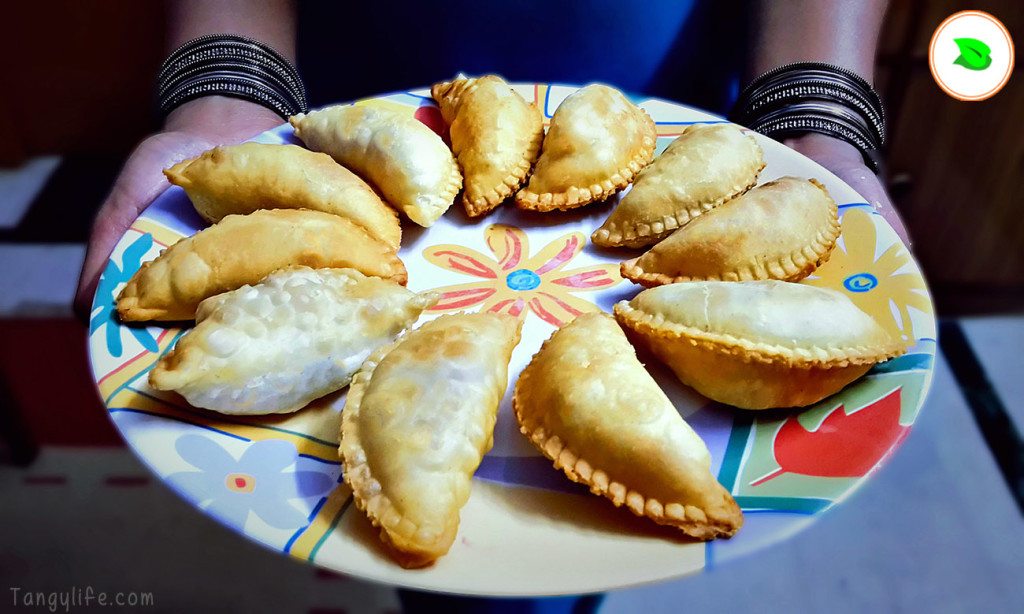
[73,97,283,322]
[785,133,911,247]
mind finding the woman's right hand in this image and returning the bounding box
[74,96,283,322]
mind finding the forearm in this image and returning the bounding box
[163,0,297,134]
[749,0,887,82]
[167,0,297,62]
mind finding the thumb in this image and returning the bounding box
[74,191,152,324]
[73,133,215,323]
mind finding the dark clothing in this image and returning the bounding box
[297,0,747,114]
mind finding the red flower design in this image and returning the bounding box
[414,104,449,143]
[751,387,908,486]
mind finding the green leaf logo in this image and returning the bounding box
[953,37,992,70]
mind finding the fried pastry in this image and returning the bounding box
[592,123,764,248]
[513,312,742,540]
[432,74,544,217]
[149,267,436,415]
[621,177,839,287]
[341,313,522,568]
[515,84,656,212]
[164,142,401,248]
[290,105,461,227]
[116,209,407,321]
[614,281,906,409]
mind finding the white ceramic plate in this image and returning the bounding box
[88,83,936,596]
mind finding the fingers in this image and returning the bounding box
[840,172,912,248]
[73,193,153,323]
[73,100,282,324]
[819,163,912,248]
[73,133,208,324]
[72,112,278,325]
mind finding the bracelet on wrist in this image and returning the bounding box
[730,62,886,174]
[157,34,307,119]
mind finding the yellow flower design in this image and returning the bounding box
[806,207,932,341]
[423,224,621,326]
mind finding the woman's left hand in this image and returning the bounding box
[786,133,911,247]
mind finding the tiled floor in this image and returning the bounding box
[1,451,400,613]
[0,156,60,229]
[1,156,1021,612]
[0,244,84,316]
[960,316,1024,431]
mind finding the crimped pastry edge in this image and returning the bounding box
[116,212,410,322]
[432,75,546,217]
[430,75,476,115]
[619,178,841,287]
[511,324,742,541]
[339,312,520,568]
[513,109,657,212]
[149,272,438,414]
[612,299,906,368]
[115,260,186,321]
[163,144,404,247]
[339,328,452,568]
[462,122,544,217]
[427,161,465,226]
[289,108,462,228]
[592,160,765,248]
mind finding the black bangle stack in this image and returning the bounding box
[157,34,308,119]
[730,62,886,173]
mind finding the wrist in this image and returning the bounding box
[164,96,282,139]
[731,62,885,173]
[158,34,307,121]
[785,133,863,165]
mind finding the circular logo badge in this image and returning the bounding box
[929,11,1014,101]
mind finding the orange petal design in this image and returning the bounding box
[485,297,528,318]
[423,225,623,328]
[485,224,530,271]
[424,244,499,279]
[527,291,596,327]
[549,263,621,291]
[525,232,585,276]
[428,282,498,311]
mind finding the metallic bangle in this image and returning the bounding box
[157,34,307,119]
[730,62,886,174]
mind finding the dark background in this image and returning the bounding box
[2,0,1021,314]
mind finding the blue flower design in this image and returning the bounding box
[506,269,541,291]
[843,272,879,293]
[167,435,337,531]
[90,233,158,357]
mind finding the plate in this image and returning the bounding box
[88,83,936,596]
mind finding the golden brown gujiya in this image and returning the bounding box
[614,281,906,409]
[149,267,435,415]
[116,209,407,321]
[592,123,764,248]
[291,105,461,227]
[340,312,522,568]
[164,142,401,248]
[513,312,743,540]
[432,75,544,217]
[515,84,656,212]
[621,177,839,287]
